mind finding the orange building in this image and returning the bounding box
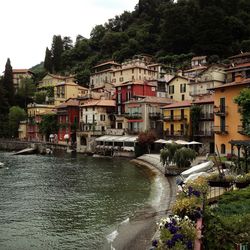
[211,52,250,155]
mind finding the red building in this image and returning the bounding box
[56,99,80,144]
[115,80,157,115]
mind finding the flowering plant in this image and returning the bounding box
[153,215,196,249]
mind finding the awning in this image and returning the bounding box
[95,135,138,143]
[189,141,202,145]
[127,119,143,123]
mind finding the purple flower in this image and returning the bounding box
[172,233,184,242]
[168,224,179,234]
[192,190,201,197]
[186,240,193,250]
[166,239,175,248]
[188,186,193,196]
[152,239,158,247]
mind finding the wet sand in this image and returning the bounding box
[106,156,176,250]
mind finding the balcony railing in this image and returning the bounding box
[165,130,185,137]
[149,112,162,120]
[213,126,228,134]
[125,129,143,135]
[124,112,142,120]
[214,106,228,116]
[238,125,250,136]
[164,115,187,122]
[200,113,214,120]
[194,130,214,137]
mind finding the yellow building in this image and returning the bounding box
[167,76,193,101]
[12,69,34,92]
[38,73,75,89]
[54,82,88,106]
[18,121,27,140]
[211,52,250,155]
[162,100,191,139]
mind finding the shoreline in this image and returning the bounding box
[107,155,176,250]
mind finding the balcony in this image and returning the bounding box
[238,125,250,136]
[214,106,227,116]
[125,129,143,135]
[165,130,185,137]
[213,126,228,134]
[149,112,162,120]
[164,115,187,122]
[200,113,214,120]
[124,112,142,120]
[194,130,214,137]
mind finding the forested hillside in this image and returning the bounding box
[41,0,250,85]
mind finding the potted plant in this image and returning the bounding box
[235,173,250,188]
[207,173,234,188]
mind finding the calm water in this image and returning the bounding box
[0,152,151,250]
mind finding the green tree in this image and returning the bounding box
[8,106,26,138]
[3,58,15,106]
[34,91,47,104]
[51,35,64,72]
[190,105,202,139]
[16,78,36,108]
[44,47,53,72]
[235,88,250,135]
[39,114,58,141]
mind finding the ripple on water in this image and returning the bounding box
[0,152,151,250]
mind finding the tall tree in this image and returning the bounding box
[51,35,64,72]
[44,47,53,72]
[8,106,26,138]
[3,58,15,106]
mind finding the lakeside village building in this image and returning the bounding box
[18,53,250,157]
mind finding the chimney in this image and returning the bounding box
[235,72,243,83]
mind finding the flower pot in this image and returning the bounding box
[235,182,249,189]
[208,180,232,188]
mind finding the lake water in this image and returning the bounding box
[0,152,153,250]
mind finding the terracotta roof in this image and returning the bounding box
[192,56,207,61]
[56,99,80,108]
[13,69,33,74]
[82,99,115,107]
[229,52,250,59]
[183,66,207,73]
[47,73,75,80]
[92,61,121,68]
[192,96,214,104]
[209,78,250,90]
[162,100,191,109]
[115,80,157,87]
[226,62,250,71]
[166,75,193,84]
[126,96,175,104]
[113,65,157,72]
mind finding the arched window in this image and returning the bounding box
[221,144,226,154]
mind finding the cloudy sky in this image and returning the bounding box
[0,0,138,72]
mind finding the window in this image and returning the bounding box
[100,114,106,121]
[132,69,134,74]
[132,75,135,80]
[117,93,122,104]
[118,106,121,115]
[117,122,123,129]
[120,71,123,75]
[113,72,115,77]
[221,144,226,154]
[181,109,184,119]
[182,94,185,101]
[119,77,124,82]
[139,69,141,73]
[169,85,174,94]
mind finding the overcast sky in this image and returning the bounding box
[0,0,138,72]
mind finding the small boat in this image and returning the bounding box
[0,162,4,168]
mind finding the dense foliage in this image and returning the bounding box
[234,88,250,135]
[38,114,58,141]
[38,0,250,85]
[204,187,250,249]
